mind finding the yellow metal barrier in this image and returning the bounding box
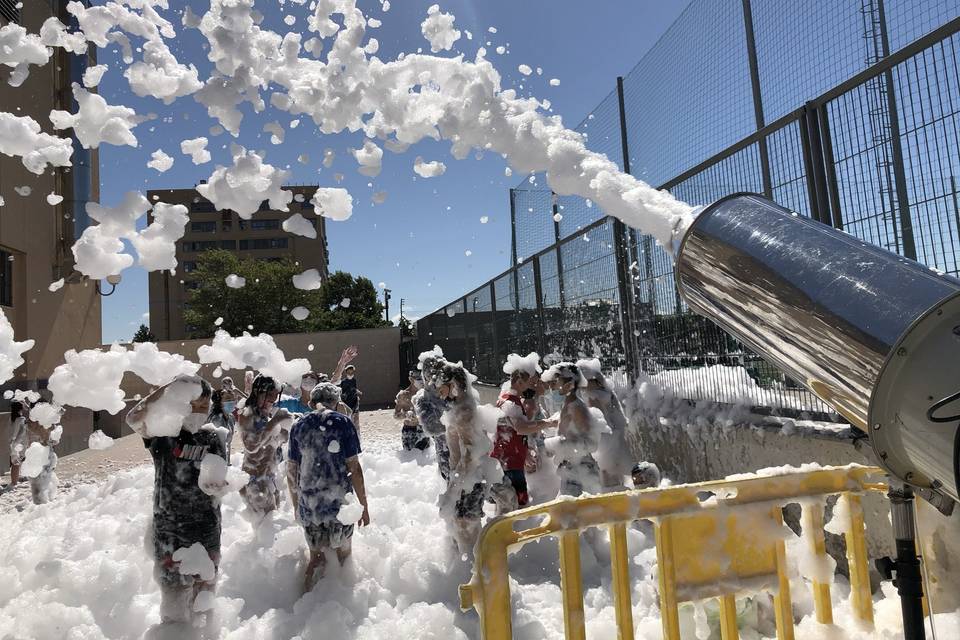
[459,465,887,640]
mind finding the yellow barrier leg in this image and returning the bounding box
[654,518,681,640]
[772,508,795,640]
[475,543,514,640]
[718,594,739,640]
[803,503,834,624]
[559,530,587,640]
[608,522,635,640]
[842,493,874,626]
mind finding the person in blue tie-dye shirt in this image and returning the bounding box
[286,382,369,592]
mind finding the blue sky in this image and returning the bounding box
[99,0,689,343]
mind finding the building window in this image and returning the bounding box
[182,261,198,273]
[0,251,11,306]
[191,221,216,233]
[190,200,216,213]
[238,220,247,231]
[220,240,236,250]
[0,0,20,24]
[182,241,218,252]
[239,238,289,251]
[251,219,280,231]
[221,221,233,232]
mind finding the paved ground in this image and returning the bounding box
[0,409,403,513]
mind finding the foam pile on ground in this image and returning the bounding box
[0,112,73,175]
[197,147,292,218]
[197,329,311,387]
[48,343,199,414]
[0,308,34,385]
[1,437,945,639]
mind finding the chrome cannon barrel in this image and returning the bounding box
[674,193,960,503]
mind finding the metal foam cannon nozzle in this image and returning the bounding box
[673,193,960,511]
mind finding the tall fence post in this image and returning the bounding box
[489,280,499,371]
[741,0,773,198]
[533,256,547,359]
[509,188,519,268]
[875,0,918,261]
[552,195,567,309]
[615,76,639,381]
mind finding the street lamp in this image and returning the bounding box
[96,273,122,297]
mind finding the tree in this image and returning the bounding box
[398,316,415,337]
[181,251,388,338]
[311,271,389,331]
[132,324,157,343]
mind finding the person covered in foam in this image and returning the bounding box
[126,374,227,624]
[434,360,515,553]
[286,382,369,592]
[414,347,451,480]
[395,369,430,451]
[491,352,557,507]
[576,358,634,490]
[542,362,607,497]
[237,374,293,517]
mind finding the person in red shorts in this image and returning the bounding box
[491,353,556,507]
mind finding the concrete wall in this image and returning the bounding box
[119,327,402,409]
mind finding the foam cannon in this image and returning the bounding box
[674,193,960,640]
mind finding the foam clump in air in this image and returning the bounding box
[282,213,317,239]
[197,329,311,387]
[172,543,216,581]
[413,156,446,178]
[19,443,51,478]
[352,140,383,177]
[503,352,542,377]
[30,402,63,428]
[87,430,115,451]
[0,112,73,175]
[198,452,246,497]
[131,202,190,271]
[290,306,309,321]
[421,5,461,53]
[0,22,51,86]
[147,149,174,172]
[197,147,292,218]
[124,40,202,104]
[292,268,323,290]
[180,137,211,164]
[82,64,108,88]
[49,343,199,414]
[0,308,34,385]
[310,187,353,221]
[225,274,246,288]
[49,84,141,149]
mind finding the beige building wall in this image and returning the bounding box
[147,186,329,341]
[0,3,103,472]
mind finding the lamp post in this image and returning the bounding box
[383,288,391,322]
[95,273,122,297]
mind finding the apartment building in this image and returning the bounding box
[146,186,330,340]
[0,0,102,388]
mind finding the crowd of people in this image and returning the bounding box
[395,348,661,555]
[4,343,661,627]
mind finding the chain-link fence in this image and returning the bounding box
[417,1,960,420]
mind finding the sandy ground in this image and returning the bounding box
[0,409,403,513]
